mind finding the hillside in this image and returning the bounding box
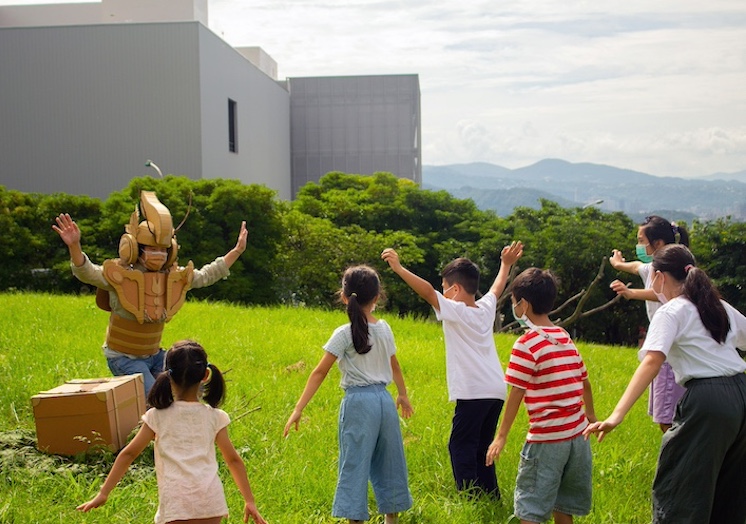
[423,159,746,220]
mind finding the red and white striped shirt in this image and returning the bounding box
[505,326,589,442]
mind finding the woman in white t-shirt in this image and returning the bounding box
[586,244,746,524]
[77,340,267,524]
[609,215,690,432]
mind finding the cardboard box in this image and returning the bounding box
[32,374,146,456]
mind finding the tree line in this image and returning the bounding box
[2,172,744,346]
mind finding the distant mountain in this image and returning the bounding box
[423,159,746,221]
[702,169,746,182]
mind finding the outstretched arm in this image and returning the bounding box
[76,423,155,512]
[223,221,248,269]
[390,355,413,419]
[609,249,643,275]
[52,213,85,267]
[381,248,439,310]
[284,351,337,437]
[486,386,524,466]
[610,280,657,302]
[583,351,665,442]
[216,428,267,524]
[489,241,523,297]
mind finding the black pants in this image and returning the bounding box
[653,374,746,523]
[448,398,504,497]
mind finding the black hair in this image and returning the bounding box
[510,267,558,315]
[341,265,381,354]
[652,244,730,343]
[148,340,226,409]
[440,258,480,295]
[640,215,690,247]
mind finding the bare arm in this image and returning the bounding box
[76,423,155,511]
[609,249,643,275]
[283,351,337,436]
[584,351,665,442]
[610,280,658,302]
[390,355,413,419]
[381,248,439,310]
[53,213,85,267]
[216,428,267,524]
[489,241,524,297]
[485,386,525,465]
[582,378,597,423]
[222,221,248,269]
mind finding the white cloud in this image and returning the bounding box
[3,0,746,176]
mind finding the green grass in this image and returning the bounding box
[0,292,659,523]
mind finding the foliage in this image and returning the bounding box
[2,172,745,346]
[689,218,746,312]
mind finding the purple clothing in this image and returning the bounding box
[648,362,685,425]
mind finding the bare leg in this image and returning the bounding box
[659,422,672,433]
[385,513,398,524]
[553,511,573,524]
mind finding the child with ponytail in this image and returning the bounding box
[77,340,267,524]
[586,244,746,523]
[284,265,413,524]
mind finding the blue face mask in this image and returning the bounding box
[635,244,653,263]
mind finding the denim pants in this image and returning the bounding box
[332,384,412,520]
[106,349,166,394]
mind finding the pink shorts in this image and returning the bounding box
[648,361,686,425]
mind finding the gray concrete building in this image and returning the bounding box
[0,0,420,200]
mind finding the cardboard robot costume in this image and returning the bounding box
[54,190,248,392]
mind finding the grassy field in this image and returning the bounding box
[0,292,660,523]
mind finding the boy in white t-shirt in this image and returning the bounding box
[382,241,523,497]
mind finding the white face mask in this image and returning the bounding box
[651,272,668,304]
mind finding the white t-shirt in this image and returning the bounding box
[637,262,662,321]
[434,291,507,401]
[324,319,396,389]
[142,402,230,524]
[640,297,746,386]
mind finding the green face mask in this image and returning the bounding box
[635,244,653,263]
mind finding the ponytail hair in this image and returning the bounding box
[340,265,382,354]
[640,215,690,247]
[147,340,226,409]
[652,245,730,343]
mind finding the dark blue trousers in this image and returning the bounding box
[448,398,504,497]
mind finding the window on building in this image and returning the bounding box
[228,99,238,153]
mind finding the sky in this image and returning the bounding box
[4,1,746,178]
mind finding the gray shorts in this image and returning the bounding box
[514,434,592,522]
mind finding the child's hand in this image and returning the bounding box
[244,501,267,524]
[583,415,622,443]
[396,394,414,419]
[283,409,303,438]
[52,213,81,246]
[485,435,506,466]
[233,221,249,255]
[76,492,108,512]
[500,241,523,266]
[609,279,632,299]
[381,248,402,271]
[609,249,625,269]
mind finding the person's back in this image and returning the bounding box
[508,325,589,443]
[382,243,523,497]
[488,268,595,524]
